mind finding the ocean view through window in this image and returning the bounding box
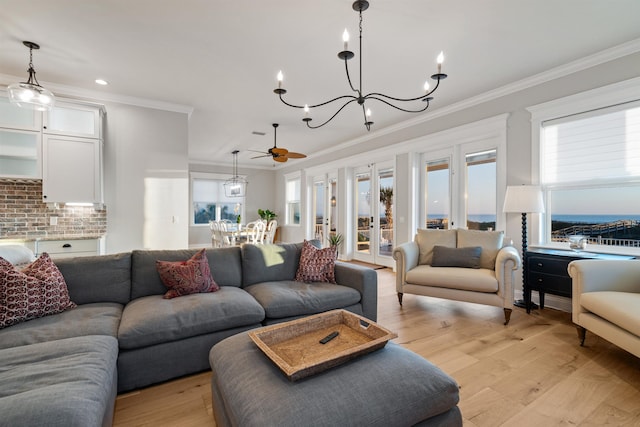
[539,98,640,249]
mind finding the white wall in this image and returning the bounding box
[103,103,189,253]
[187,163,276,247]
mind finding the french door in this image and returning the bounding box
[353,162,394,267]
[312,174,338,248]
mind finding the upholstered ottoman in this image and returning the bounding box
[209,332,461,427]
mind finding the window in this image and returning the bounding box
[191,173,243,225]
[465,149,496,230]
[539,101,640,248]
[286,177,301,225]
[425,158,451,229]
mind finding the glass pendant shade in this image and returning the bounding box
[9,41,55,112]
[8,81,55,111]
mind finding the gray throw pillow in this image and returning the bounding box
[431,245,482,269]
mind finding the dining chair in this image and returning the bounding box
[245,220,266,244]
[265,219,278,244]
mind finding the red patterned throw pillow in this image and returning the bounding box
[0,253,76,329]
[295,240,337,283]
[156,248,219,299]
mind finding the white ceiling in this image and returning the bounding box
[1,0,640,168]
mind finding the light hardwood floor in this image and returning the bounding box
[113,265,640,426]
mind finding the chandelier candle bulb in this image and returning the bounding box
[277,71,283,88]
[424,81,430,92]
[304,104,310,117]
[343,29,349,51]
[437,51,444,73]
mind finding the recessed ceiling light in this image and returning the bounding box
[95,79,108,86]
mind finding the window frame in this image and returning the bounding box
[528,76,640,254]
[190,172,245,226]
[285,173,301,226]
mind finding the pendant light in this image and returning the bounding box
[224,150,248,197]
[8,41,56,111]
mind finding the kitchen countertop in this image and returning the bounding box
[0,235,105,243]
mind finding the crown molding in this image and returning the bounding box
[305,38,640,163]
[0,73,194,116]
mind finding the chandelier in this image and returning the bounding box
[8,41,55,111]
[274,0,447,131]
[224,150,248,197]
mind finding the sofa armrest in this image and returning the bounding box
[334,261,378,322]
[392,241,419,293]
[493,246,521,305]
[568,259,640,321]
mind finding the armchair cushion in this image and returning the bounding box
[457,229,504,270]
[431,245,482,268]
[580,291,640,337]
[415,229,456,265]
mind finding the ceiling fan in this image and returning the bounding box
[251,123,307,163]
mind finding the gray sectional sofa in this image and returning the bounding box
[0,241,377,427]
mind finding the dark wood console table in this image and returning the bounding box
[525,248,635,312]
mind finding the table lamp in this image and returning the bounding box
[503,185,545,312]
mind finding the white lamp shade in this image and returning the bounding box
[503,185,545,214]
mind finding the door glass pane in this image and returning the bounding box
[466,150,497,230]
[314,181,324,241]
[329,178,337,240]
[425,159,450,229]
[355,172,371,254]
[378,169,393,257]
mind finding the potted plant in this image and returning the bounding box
[258,209,277,222]
[327,232,344,256]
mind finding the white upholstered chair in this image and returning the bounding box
[393,228,521,325]
[568,259,640,357]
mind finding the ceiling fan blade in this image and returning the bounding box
[285,152,307,159]
[273,155,288,163]
[271,147,288,155]
[251,154,271,159]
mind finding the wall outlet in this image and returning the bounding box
[50,216,58,226]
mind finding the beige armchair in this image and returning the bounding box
[393,228,521,325]
[568,259,640,357]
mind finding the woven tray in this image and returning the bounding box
[248,310,397,381]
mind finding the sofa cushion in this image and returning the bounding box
[431,245,482,268]
[242,242,303,287]
[457,229,504,270]
[0,335,118,427]
[55,252,132,305]
[580,291,640,337]
[295,240,337,283]
[118,286,265,350]
[415,229,457,265]
[405,265,499,292]
[0,302,123,350]
[131,247,243,300]
[244,280,361,319]
[0,255,76,329]
[157,248,220,299]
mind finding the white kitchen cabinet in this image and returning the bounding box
[0,129,41,178]
[0,93,41,131]
[0,92,42,179]
[36,238,101,259]
[43,101,102,139]
[42,135,103,204]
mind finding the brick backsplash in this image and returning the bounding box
[0,179,107,239]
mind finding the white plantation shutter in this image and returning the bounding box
[541,101,640,185]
